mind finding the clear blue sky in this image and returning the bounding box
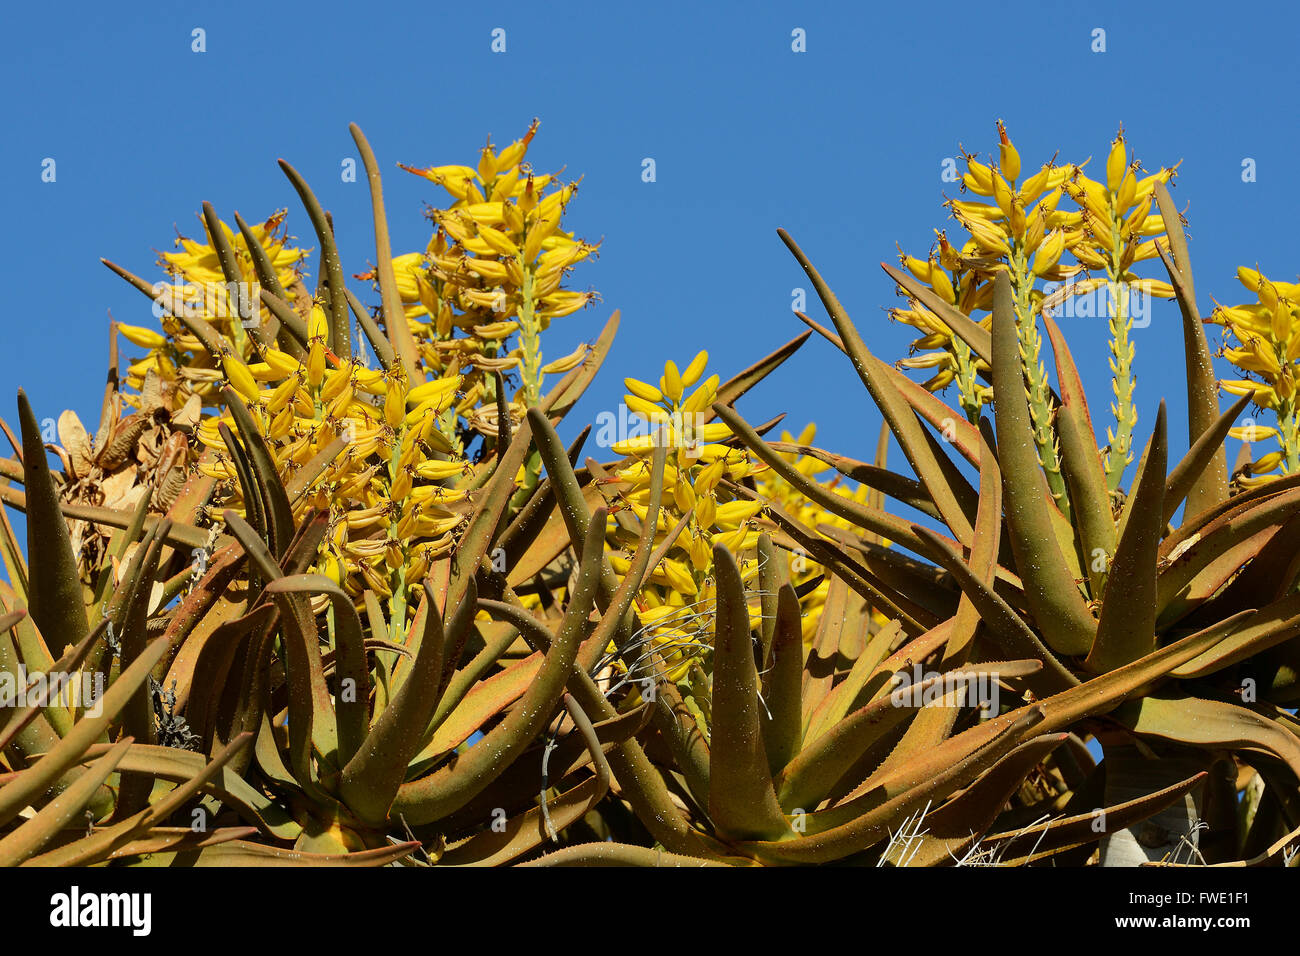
[2,0,1298,501]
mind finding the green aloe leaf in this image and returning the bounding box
[886,734,1068,867]
[1041,311,1114,597]
[778,229,978,545]
[16,389,87,653]
[223,386,294,558]
[264,574,369,766]
[0,631,171,829]
[0,738,133,867]
[225,510,337,790]
[762,583,804,777]
[1116,693,1300,782]
[336,581,462,825]
[279,158,350,359]
[390,510,604,825]
[1153,180,1228,517]
[912,526,1078,693]
[349,124,419,379]
[881,261,992,364]
[1086,403,1167,673]
[1163,393,1251,526]
[706,330,811,420]
[990,271,1096,656]
[708,544,792,843]
[74,741,300,839]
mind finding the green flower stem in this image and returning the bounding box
[1008,245,1070,520]
[1103,267,1137,492]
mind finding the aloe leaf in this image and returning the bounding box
[0,738,132,866]
[233,211,305,357]
[1041,311,1115,596]
[705,545,792,842]
[881,261,992,364]
[761,583,804,778]
[1116,693,1300,782]
[912,526,1078,692]
[705,331,812,420]
[0,631,169,829]
[74,741,300,839]
[225,511,337,788]
[942,422,1002,669]
[474,597,724,858]
[223,386,294,557]
[440,693,612,866]
[988,771,1208,866]
[1086,403,1167,673]
[1157,488,1300,624]
[264,574,369,766]
[15,390,87,653]
[1153,181,1227,517]
[0,618,101,754]
[990,272,1096,656]
[349,124,419,378]
[748,707,1045,864]
[519,843,738,867]
[1164,393,1250,526]
[336,581,458,824]
[778,229,978,544]
[888,734,1068,867]
[390,510,604,825]
[776,668,971,813]
[279,158,350,360]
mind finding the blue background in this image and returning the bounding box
[2,0,1297,513]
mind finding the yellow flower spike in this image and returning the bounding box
[997,120,1021,182]
[673,479,696,514]
[476,223,519,258]
[269,404,295,440]
[991,173,1015,217]
[902,254,933,283]
[540,344,588,375]
[415,459,468,481]
[624,378,664,404]
[327,381,355,420]
[687,533,713,572]
[1251,451,1284,474]
[662,360,684,404]
[611,435,658,457]
[320,366,352,402]
[1221,379,1276,407]
[1106,132,1128,194]
[1229,424,1279,442]
[1116,171,1138,213]
[1017,165,1052,205]
[962,156,995,196]
[1032,230,1067,276]
[307,304,329,340]
[385,375,409,429]
[713,500,763,530]
[662,559,698,596]
[626,394,670,422]
[927,270,960,311]
[694,493,717,529]
[117,323,169,349]
[681,351,709,388]
[306,340,326,388]
[223,355,261,403]
[681,374,720,415]
[390,466,413,502]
